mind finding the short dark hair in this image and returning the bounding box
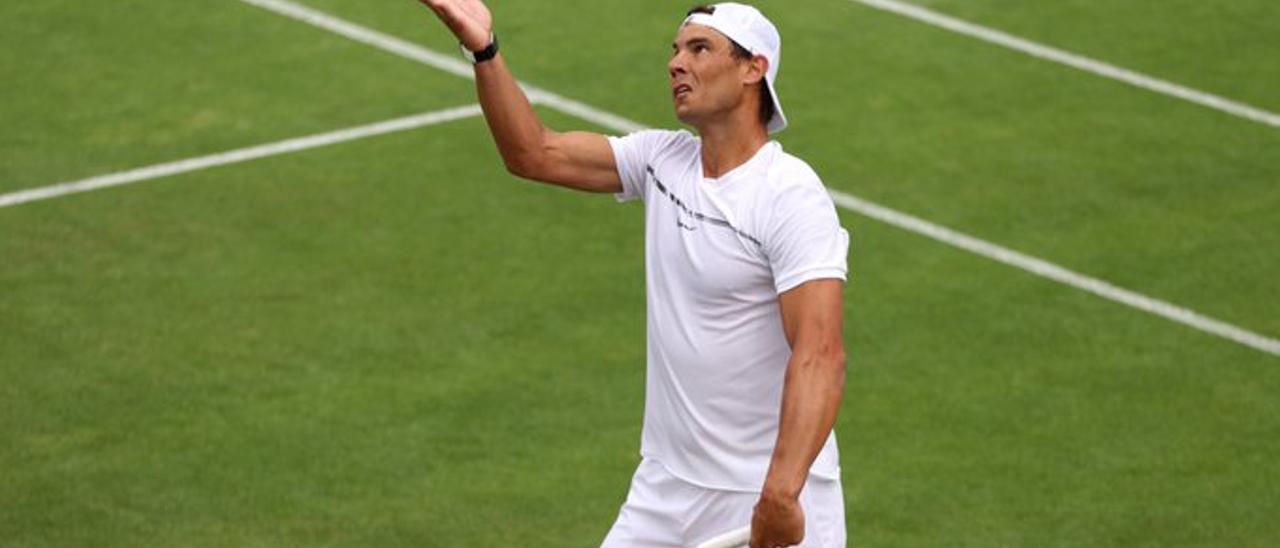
[685,5,776,127]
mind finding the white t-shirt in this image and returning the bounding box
[609,129,850,491]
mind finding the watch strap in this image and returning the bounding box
[462,33,499,64]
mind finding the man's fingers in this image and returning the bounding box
[749,496,805,548]
[456,0,488,22]
[417,0,490,49]
[420,0,465,23]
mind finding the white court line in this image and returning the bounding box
[851,0,1280,129]
[239,0,1280,357]
[237,0,646,135]
[0,105,482,208]
[828,192,1280,356]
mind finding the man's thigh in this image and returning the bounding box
[601,459,689,547]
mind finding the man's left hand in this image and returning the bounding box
[750,492,804,547]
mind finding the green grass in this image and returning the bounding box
[0,0,475,193]
[916,0,1280,111]
[2,0,1277,546]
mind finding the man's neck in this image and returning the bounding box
[697,114,769,179]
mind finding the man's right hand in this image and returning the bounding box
[419,0,493,51]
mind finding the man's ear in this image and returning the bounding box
[742,54,769,85]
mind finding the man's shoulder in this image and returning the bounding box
[762,143,824,192]
[618,128,698,153]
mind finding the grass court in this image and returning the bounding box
[2,0,1278,545]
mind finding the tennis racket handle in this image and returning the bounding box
[696,525,752,548]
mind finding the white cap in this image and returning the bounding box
[682,3,787,133]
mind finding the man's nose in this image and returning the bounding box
[668,52,687,78]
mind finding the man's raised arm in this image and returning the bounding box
[419,0,623,193]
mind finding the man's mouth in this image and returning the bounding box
[672,84,692,99]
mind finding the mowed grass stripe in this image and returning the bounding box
[240,0,1279,356]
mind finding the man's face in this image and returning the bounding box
[668,24,752,127]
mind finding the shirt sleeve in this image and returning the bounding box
[608,130,677,203]
[763,178,850,294]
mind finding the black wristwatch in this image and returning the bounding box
[461,33,499,64]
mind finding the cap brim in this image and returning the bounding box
[765,77,787,134]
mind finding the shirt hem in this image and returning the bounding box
[641,451,842,493]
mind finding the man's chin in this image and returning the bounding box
[673,106,699,127]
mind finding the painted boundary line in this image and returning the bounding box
[236,0,646,135]
[0,105,483,208]
[239,0,1279,357]
[829,192,1280,356]
[851,0,1280,129]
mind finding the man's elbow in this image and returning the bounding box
[501,129,558,180]
[502,153,542,180]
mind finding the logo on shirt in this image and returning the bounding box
[646,165,762,247]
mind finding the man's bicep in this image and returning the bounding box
[778,279,846,352]
[536,130,623,193]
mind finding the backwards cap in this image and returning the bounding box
[682,3,787,133]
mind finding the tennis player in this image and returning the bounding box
[418,2,850,546]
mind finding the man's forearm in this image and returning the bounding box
[761,350,846,499]
[473,53,548,176]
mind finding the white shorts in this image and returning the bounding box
[601,458,847,547]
